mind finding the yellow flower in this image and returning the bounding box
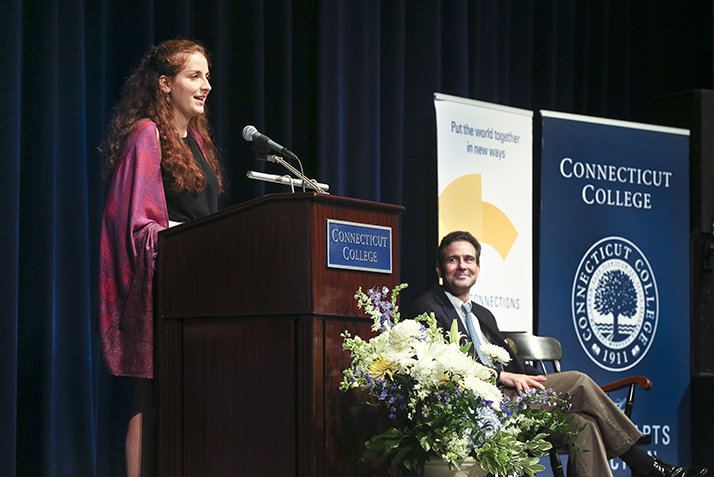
[369,354,394,380]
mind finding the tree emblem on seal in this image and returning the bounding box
[572,237,658,372]
[593,269,637,342]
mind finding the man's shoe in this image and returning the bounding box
[643,459,709,477]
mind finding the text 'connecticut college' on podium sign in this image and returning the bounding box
[326,219,392,274]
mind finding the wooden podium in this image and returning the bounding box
[155,193,404,476]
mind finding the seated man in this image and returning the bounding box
[407,230,707,477]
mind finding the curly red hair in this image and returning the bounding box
[101,39,223,193]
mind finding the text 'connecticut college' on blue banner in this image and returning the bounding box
[326,219,392,274]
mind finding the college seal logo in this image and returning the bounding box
[571,237,658,371]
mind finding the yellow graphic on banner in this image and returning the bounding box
[438,173,518,260]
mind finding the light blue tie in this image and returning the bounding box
[462,302,492,366]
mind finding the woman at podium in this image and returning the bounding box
[97,39,223,477]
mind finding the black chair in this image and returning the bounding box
[502,332,653,477]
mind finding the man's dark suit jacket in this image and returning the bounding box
[406,284,540,377]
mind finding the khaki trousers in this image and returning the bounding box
[501,370,642,477]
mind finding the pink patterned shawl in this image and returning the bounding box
[98,120,168,378]
[99,121,208,377]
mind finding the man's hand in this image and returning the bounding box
[499,371,547,394]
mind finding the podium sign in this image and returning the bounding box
[326,219,393,273]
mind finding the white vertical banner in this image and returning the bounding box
[434,93,533,332]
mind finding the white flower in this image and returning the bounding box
[389,319,425,352]
[435,342,475,377]
[410,340,448,387]
[384,348,418,374]
[461,375,503,408]
[481,343,512,366]
[466,359,498,382]
[369,333,390,355]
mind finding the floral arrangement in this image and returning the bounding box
[340,285,580,477]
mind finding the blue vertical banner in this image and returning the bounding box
[538,111,691,473]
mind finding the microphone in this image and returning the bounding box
[242,125,297,160]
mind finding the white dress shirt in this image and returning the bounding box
[443,290,492,346]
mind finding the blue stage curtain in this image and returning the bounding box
[1,0,711,475]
